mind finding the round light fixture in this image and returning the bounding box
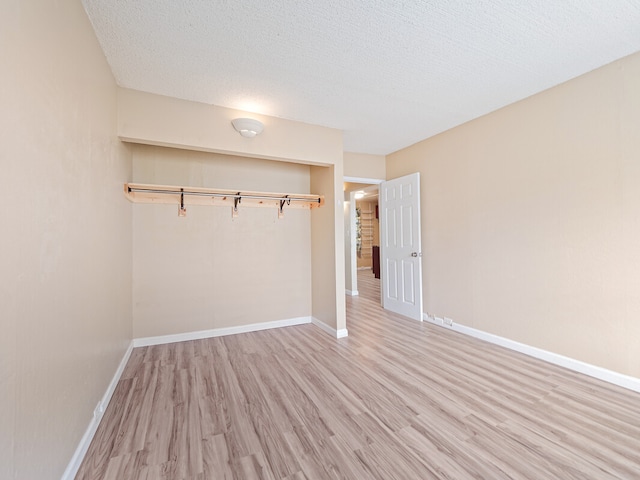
[231,118,264,138]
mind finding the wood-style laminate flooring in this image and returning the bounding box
[356,269,380,305]
[77,271,640,479]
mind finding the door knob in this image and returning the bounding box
[411,252,422,257]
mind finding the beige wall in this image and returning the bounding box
[0,1,132,478]
[132,146,312,337]
[119,88,343,166]
[344,152,386,180]
[343,181,376,193]
[311,165,347,332]
[387,52,640,377]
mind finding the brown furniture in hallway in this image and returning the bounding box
[372,245,380,279]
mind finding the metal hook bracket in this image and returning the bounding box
[232,192,242,218]
[178,188,187,217]
[278,196,290,219]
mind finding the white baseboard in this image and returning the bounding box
[422,313,640,393]
[62,341,134,480]
[336,328,349,338]
[345,289,359,296]
[133,316,313,347]
[312,317,349,338]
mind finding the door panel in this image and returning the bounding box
[387,259,398,300]
[385,208,396,247]
[401,205,413,247]
[380,173,423,320]
[402,260,415,303]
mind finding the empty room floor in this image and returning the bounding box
[76,274,640,479]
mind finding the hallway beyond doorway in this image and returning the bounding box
[357,269,380,304]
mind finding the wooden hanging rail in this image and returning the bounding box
[124,182,324,217]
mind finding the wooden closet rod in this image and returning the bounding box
[126,185,321,204]
[124,182,324,218]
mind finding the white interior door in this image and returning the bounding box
[380,173,423,320]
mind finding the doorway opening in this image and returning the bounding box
[357,267,380,304]
[355,190,380,302]
[345,173,424,322]
[344,180,381,302]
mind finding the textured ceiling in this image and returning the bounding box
[82,0,640,155]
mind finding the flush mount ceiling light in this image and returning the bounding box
[354,191,365,199]
[231,118,264,138]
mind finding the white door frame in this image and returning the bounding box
[345,189,358,296]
